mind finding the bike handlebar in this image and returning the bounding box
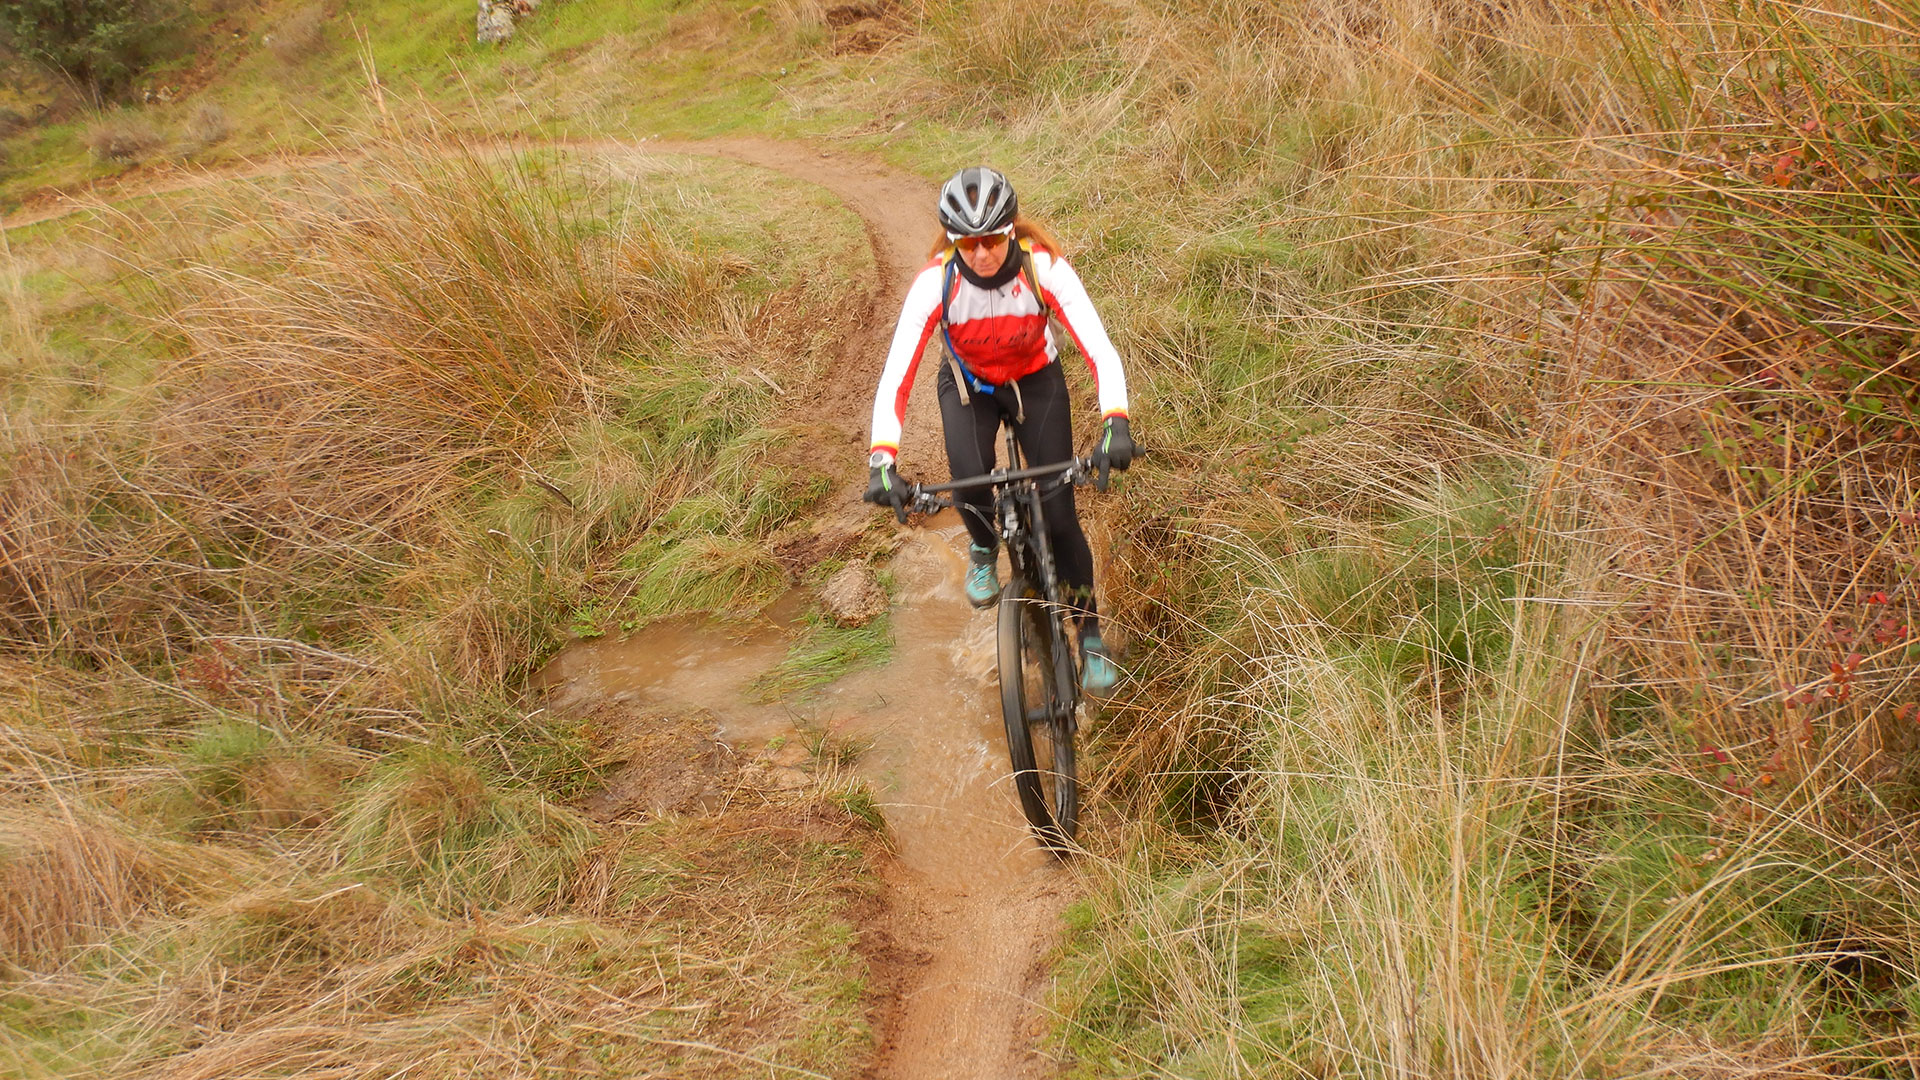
[889,457,1088,524]
[912,456,1091,496]
[879,445,1147,524]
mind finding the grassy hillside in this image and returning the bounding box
[6,0,1920,1075]
[2,127,890,1076]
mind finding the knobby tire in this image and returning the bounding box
[997,577,1078,853]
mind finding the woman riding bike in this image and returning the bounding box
[862,166,1136,694]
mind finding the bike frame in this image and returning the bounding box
[909,428,1085,720]
[902,430,1097,850]
[995,433,1080,739]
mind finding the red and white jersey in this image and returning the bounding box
[867,244,1129,457]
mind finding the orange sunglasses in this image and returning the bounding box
[954,230,1012,253]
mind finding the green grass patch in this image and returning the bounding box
[748,614,893,703]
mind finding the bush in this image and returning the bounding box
[0,0,185,98]
[266,4,330,64]
[81,114,162,162]
[183,100,229,151]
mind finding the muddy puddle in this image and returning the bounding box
[538,517,1068,1079]
[537,515,1049,882]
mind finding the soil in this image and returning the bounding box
[5,135,1079,1080]
[641,139,1078,1079]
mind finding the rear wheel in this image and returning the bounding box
[997,577,1079,852]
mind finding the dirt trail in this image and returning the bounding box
[4,138,1078,1078]
[544,526,1069,1080]
[544,139,1077,1080]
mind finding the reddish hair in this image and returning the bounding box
[925,215,1067,261]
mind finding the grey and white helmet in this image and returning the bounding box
[936,166,1018,237]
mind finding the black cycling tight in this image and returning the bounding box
[936,359,1100,636]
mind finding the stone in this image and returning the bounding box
[820,562,887,627]
[476,1,514,43]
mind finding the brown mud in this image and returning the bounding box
[544,523,1069,1080]
[5,138,1079,1078]
[551,139,1079,1080]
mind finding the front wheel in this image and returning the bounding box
[998,577,1079,853]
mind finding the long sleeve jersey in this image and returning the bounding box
[867,244,1130,457]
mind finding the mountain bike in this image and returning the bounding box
[892,428,1104,853]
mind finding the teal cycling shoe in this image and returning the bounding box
[965,545,1001,608]
[1080,634,1120,696]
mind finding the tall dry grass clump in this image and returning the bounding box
[870,0,1920,1069]
[0,807,226,969]
[0,141,882,1078]
[0,142,721,671]
[1442,0,1920,807]
[1068,471,1920,1074]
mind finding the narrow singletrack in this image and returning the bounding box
[661,136,1075,1080]
[5,136,1078,1080]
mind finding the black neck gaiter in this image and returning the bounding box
[954,243,1025,290]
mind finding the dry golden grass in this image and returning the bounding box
[5,788,881,1080]
[0,131,882,1078]
[0,140,734,674]
[1481,0,1920,796]
[832,0,1920,1070]
[0,806,232,969]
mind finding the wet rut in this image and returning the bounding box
[543,523,1069,1080]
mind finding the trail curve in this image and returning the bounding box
[4,136,1078,1080]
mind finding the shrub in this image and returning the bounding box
[0,0,184,98]
[183,100,229,150]
[266,4,329,65]
[81,113,163,162]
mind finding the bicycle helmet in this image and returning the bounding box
[936,166,1018,237]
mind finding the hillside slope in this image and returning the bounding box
[6,0,1920,1076]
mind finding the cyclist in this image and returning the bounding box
[862,166,1135,694]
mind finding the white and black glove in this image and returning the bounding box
[863,451,911,522]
